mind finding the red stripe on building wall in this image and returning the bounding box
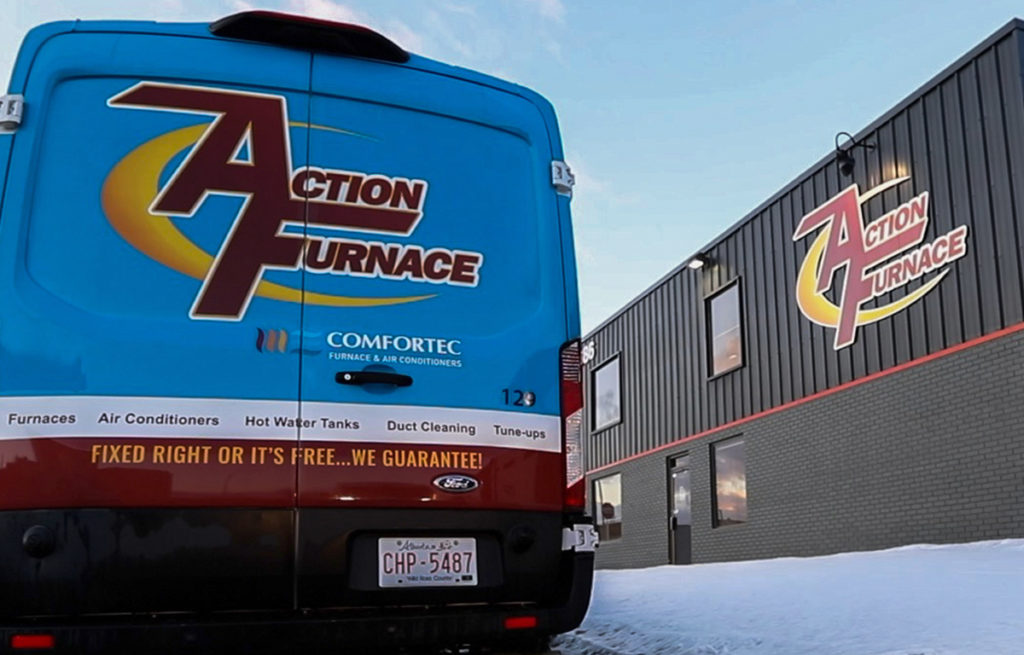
[588,320,1024,474]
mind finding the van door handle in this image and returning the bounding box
[335,371,413,387]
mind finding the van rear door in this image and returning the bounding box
[295,54,569,604]
[0,26,308,615]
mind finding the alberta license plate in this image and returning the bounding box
[378,537,478,588]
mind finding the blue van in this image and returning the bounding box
[0,12,595,653]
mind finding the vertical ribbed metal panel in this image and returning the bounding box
[750,212,770,413]
[909,97,944,355]
[584,25,1024,471]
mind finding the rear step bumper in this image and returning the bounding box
[1,552,594,654]
[1,507,594,652]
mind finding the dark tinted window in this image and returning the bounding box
[593,473,622,541]
[713,437,747,526]
[592,356,621,431]
[708,282,743,376]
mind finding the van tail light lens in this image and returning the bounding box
[11,635,55,650]
[210,11,410,63]
[504,615,538,630]
[560,339,585,510]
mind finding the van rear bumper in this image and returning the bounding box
[0,507,594,652]
[0,551,593,654]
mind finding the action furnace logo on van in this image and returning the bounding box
[101,82,484,321]
[793,176,969,349]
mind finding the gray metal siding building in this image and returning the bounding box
[582,20,1024,569]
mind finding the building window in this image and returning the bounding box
[593,473,622,541]
[707,281,743,376]
[712,437,747,527]
[592,356,621,431]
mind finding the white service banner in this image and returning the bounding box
[0,396,561,453]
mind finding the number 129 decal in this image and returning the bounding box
[502,389,535,407]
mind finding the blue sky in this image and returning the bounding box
[3,0,1023,332]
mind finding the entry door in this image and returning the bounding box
[670,455,692,564]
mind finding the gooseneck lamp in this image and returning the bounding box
[835,131,875,177]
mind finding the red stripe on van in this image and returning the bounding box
[298,440,562,511]
[0,438,561,511]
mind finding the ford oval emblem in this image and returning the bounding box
[433,474,480,493]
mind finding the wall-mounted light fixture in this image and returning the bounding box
[687,253,713,270]
[835,131,875,177]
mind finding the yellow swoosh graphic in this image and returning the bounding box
[795,227,947,328]
[101,123,433,308]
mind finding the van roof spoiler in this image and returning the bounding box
[209,11,410,64]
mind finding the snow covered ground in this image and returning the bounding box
[554,539,1024,655]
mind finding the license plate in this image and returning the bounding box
[377,537,478,588]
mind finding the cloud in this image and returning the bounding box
[226,0,423,54]
[566,154,604,197]
[441,3,477,17]
[575,241,599,267]
[150,0,187,16]
[283,0,364,23]
[219,1,565,77]
[379,18,425,53]
[289,1,422,53]
[413,6,514,66]
[520,0,566,22]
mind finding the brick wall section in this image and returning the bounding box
[589,452,670,569]
[592,326,1024,569]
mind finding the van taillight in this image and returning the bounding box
[560,339,585,510]
[11,634,54,650]
[504,615,538,630]
[210,11,410,63]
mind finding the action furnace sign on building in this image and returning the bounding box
[792,176,969,349]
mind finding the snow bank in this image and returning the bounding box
[555,539,1024,655]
